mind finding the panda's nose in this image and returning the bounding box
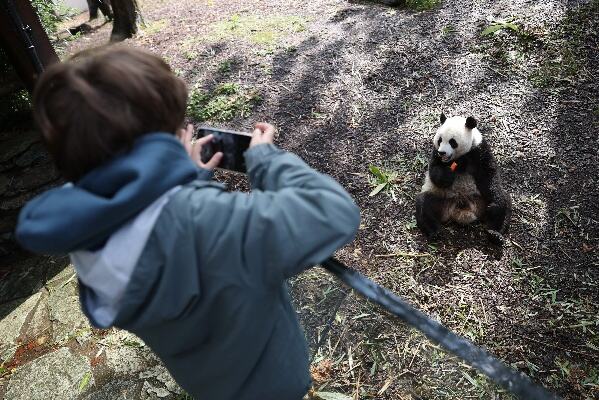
[438,150,446,156]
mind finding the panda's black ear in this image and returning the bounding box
[440,113,447,125]
[465,116,477,129]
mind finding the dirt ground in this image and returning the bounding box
[5,0,599,399]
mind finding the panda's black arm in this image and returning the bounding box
[428,150,455,188]
[470,141,505,203]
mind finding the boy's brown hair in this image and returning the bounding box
[33,45,188,181]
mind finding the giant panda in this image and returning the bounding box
[415,114,512,244]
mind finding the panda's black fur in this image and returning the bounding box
[416,114,512,244]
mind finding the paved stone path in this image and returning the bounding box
[0,265,188,400]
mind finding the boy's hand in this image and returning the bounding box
[178,124,223,170]
[250,122,276,148]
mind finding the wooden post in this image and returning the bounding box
[0,0,59,93]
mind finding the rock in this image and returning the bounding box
[0,292,42,363]
[3,165,59,197]
[0,130,39,164]
[105,343,156,376]
[139,364,182,395]
[4,347,93,400]
[14,143,50,168]
[141,381,171,399]
[0,256,49,304]
[0,174,9,196]
[0,214,17,234]
[80,380,143,400]
[47,266,91,344]
[19,289,51,345]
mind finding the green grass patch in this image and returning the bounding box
[217,59,233,74]
[405,0,441,11]
[208,14,308,46]
[441,24,456,36]
[140,19,170,35]
[187,83,261,122]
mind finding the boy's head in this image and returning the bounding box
[33,46,188,181]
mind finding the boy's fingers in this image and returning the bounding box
[196,134,214,146]
[254,122,275,142]
[204,152,223,169]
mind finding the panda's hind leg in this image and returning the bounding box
[483,193,512,245]
[416,192,448,239]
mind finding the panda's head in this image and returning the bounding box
[433,113,483,163]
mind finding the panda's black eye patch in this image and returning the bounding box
[449,139,458,149]
[437,138,442,146]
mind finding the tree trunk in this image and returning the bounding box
[110,0,136,42]
[0,0,59,92]
[87,0,113,21]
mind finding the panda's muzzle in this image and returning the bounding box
[437,150,452,163]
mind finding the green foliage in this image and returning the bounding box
[0,85,31,122]
[187,83,261,122]
[404,0,441,11]
[208,14,308,46]
[1,0,64,121]
[368,165,399,198]
[31,0,62,35]
[481,21,519,36]
[78,371,92,392]
[217,59,233,74]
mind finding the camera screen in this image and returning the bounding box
[197,127,252,173]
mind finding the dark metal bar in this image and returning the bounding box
[322,258,560,400]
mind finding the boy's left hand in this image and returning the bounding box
[178,124,223,171]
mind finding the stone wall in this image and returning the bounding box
[0,116,61,262]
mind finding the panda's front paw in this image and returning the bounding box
[486,229,504,246]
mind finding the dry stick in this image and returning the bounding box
[375,252,431,258]
[514,332,597,359]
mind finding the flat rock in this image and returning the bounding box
[80,379,144,400]
[138,364,182,395]
[19,289,51,344]
[0,130,39,164]
[0,292,42,363]
[4,347,93,400]
[14,142,50,168]
[0,254,67,304]
[105,343,157,376]
[47,266,90,344]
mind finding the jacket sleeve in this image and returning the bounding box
[189,144,361,287]
[196,167,214,181]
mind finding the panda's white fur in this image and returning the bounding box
[421,116,484,224]
[416,114,512,243]
[433,116,482,163]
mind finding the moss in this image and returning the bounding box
[207,14,308,46]
[404,0,441,11]
[140,19,170,35]
[187,83,261,122]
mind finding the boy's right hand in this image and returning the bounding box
[178,124,223,171]
[250,123,275,148]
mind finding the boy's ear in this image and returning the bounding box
[465,116,477,129]
[440,113,447,125]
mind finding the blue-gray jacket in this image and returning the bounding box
[16,133,360,400]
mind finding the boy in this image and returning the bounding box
[16,46,360,399]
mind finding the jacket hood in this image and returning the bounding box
[16,133,198,254]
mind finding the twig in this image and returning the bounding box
[510,239,524,251]
[375,252,431,258]
[514,333,598,359]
